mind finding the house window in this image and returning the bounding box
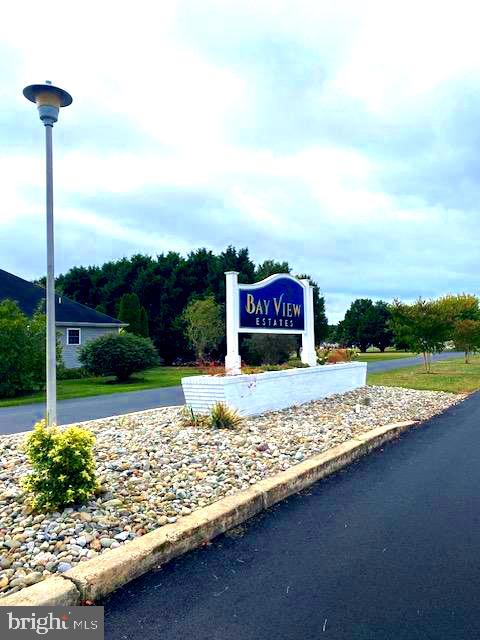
[67,328,81,345]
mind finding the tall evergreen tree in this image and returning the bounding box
[118,293,142,335]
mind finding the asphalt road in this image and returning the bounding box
[0,352,463,435]
[366,350,463,373]
[102,391,480,640]
[0,386,185,435]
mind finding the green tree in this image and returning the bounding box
[55,265,102,309]
[181,248,218,299]
[452,319,480,363]
[135,252,192,362]
[337,299,393,351]
[213,246,256,305]
[0,300,62,398]
[0,300,32,397]
[339,299,376,352]
[255,260,291,281]
[183,296,224,360]
[97,254,153,317]
[437,294,480,323]
[436,294,480,363]
[390,299,450,372]
[370,301,394,352]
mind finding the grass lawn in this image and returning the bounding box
[357,352,416,362]
[367,356,480,394]
[0,367,200,408]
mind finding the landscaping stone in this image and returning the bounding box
[0,385,461,598]
[114,532,129,542]
[100,538,115,548]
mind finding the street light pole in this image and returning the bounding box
[45,119,56,426]
[23,81,72,426]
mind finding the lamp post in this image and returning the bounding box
[23,81,72,426]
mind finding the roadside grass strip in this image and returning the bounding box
[368,356,480,393]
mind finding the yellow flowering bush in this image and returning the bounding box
[22,420,97,511]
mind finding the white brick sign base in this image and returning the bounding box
[181,362,367,417]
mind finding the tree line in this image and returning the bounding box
[52,246,329,363]
[332,294,480,370]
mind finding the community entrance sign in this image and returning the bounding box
[225,272,317,374]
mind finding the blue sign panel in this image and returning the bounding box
[239,277,305,331]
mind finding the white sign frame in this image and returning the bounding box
[225,271,317,374]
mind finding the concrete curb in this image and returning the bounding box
[0,419,417,606]
[0,576,80,606]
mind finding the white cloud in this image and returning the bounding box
[2,0,480,321]
[332,0,480,113]
[57,207,192,255]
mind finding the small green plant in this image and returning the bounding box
[209,402,243,429]
[22,420,98,511]
[179,405,209,428]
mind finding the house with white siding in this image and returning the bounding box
[0,269,127,368]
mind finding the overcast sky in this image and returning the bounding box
[1,1,479,322]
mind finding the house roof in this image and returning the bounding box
[0,269,125,326]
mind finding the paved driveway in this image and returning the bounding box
[102,392,479,639]
[0,352,464,435]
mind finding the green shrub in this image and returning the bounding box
[22,420,97,511]
[209,402,243,429]
[79,332,159,381]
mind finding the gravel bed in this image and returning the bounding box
[0,385,461,597]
